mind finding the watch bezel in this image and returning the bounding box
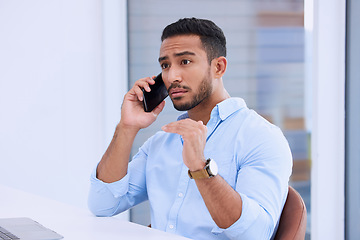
[206,158,218,177]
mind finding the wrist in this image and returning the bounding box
[118,120,141,132]
[188,161,207,172]
[187,156,207,172]
[117,121,140,137]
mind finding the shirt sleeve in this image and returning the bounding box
[88,145,149,217]
[212,117,293,239]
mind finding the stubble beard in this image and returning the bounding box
[171,71,213,111]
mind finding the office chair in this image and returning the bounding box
[150,186,307,239]
[274,186,307,240]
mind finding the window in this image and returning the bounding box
[128,1,310,238]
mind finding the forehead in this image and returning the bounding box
[159,35,206,60]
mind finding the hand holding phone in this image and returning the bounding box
[142,73,168,112]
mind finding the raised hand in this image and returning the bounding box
[162,119,207,171]
[120,76,165,131]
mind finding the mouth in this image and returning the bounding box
[169,88,188,99]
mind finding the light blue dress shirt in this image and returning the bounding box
[88,98,292,240]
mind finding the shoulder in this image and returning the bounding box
[232,107,291,159]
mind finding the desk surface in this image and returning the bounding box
[0,184,189,240]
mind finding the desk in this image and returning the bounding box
[0,184,189,240]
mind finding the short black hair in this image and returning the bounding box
[161,18,227,63]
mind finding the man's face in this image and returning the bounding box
[159,35,213,111]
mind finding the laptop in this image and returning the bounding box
[0,218,63,240]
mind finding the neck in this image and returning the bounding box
[187,88,230,125]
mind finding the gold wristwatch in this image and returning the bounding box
[188,158,218,179]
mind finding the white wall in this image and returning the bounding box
[310,0,346,239]
[0,0,127,212]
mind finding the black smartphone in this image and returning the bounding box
[142,73,168,112]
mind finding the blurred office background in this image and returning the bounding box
[128,0,311,238]
[1,1,358,240]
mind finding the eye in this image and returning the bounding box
[161,63,170,69]
[181,59,191,65]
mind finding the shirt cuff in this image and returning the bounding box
[90,166,130,198]
[211,193,261,238]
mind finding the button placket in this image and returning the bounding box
[166,164,190,233]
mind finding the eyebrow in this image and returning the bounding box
[158,51,196,62]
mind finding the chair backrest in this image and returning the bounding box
[274,186,307,240]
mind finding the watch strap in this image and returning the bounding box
[188,159,211,179]
[188,168,210,179]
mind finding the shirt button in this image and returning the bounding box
[178,193,184,198]
[169,224,174,229]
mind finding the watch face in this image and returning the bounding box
[209,159,218,176]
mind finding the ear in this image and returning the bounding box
[212,56,227,78]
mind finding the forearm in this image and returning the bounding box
[195,175,242,229]
[97,122,139,183]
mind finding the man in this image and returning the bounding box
[88,18,292,240]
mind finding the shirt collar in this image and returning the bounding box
[177,97,247,121]
[216,97,247,121]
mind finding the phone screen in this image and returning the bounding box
[142,73,168,112]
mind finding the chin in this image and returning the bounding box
[173,103,190,111]
[173,100,202,111]
[172,101,190,111]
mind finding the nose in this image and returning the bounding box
[166,66,182,84]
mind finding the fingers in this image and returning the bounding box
[162,119,207,137]
[132,77,155,101]
[152,101,166,117]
